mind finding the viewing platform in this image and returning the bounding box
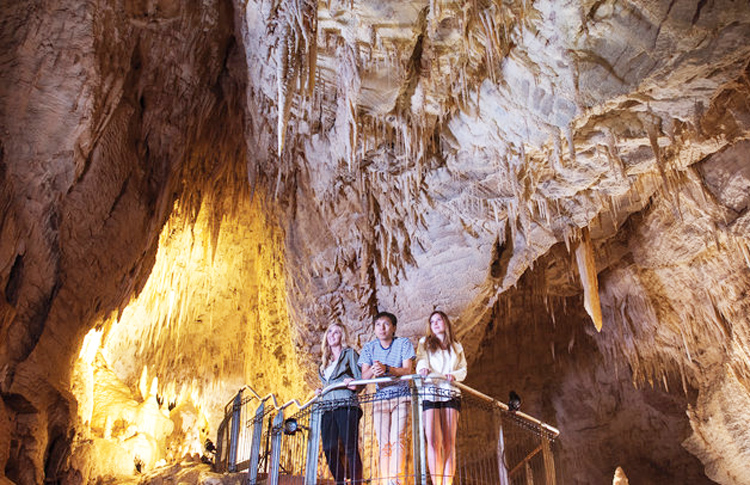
[214,376,560,484]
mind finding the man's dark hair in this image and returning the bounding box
[374,311,397,327]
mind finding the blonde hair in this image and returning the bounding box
[321,323,350,370]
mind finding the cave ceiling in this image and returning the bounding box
[2,0,750,483]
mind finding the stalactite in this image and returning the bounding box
[276,25,291,156]
[565,124,576,164]
[646,117,676,203]
[738,237,750,268]
[574,227,603,331]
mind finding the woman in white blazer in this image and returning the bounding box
[416,311,467,485]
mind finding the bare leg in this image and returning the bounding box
[391,397,410,484]
[441,408,460,485]
[423,408,444,485]
[374,399,393,483]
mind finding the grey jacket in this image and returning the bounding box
[318,347,362,406]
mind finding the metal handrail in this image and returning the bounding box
[295,375,559,437]
[224,384,313,414]
[221,376,559,438]
[452,381,560,437]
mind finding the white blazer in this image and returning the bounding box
[415,337,468,401]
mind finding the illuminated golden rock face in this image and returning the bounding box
[97,192,308,420]
[1,0,750,484]
[65,190,308,480]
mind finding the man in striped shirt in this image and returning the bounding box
[359,311,416,485]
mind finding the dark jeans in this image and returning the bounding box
[321,406,363,484]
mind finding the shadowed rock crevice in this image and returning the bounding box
[471,264,710,484]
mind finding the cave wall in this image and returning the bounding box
[97,189,309,426]
[466,129,750,483]
[469,273,710,484]
[1,0,246,482]
[593,155,750,483]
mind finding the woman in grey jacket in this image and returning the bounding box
[317,323,363,485]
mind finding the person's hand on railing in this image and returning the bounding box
[419,368,429,377]
[371,360,386,377]
[343,378,357,390]
[445,374,455,382]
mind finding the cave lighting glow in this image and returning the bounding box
[71,193,307,477]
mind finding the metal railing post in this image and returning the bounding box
[541,430,557,485]
[228,389,243,473]
[304,403,322,485]
[214,419,227,472]
[525,462,534,484]
[247,400,266,484]
[410,381,427,485]
[269,410,284,485]
[497,416,510,485]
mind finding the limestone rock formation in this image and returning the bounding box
[2,0,750,483]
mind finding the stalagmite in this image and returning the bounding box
[613,467,630,484]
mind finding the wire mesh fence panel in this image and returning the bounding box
[500,411,558,484]
[279,385,422,485]
[215,390,257,472]
[314,400,365,485]
[357,387,419,485]
[431,388,558,485]
[234,393,261,471]
[507,445,553,485]
[275,407,314,482]
[214,389,279,482]
[281,404,343,485]
[453,392,502,485]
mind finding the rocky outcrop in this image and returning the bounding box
[1,0,244,482]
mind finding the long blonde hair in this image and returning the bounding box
[321,323,350,370]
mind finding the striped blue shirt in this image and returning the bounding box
[358,337,416,398]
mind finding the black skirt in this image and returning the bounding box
[422,397,462,411]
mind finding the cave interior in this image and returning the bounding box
[2,0,750,483]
